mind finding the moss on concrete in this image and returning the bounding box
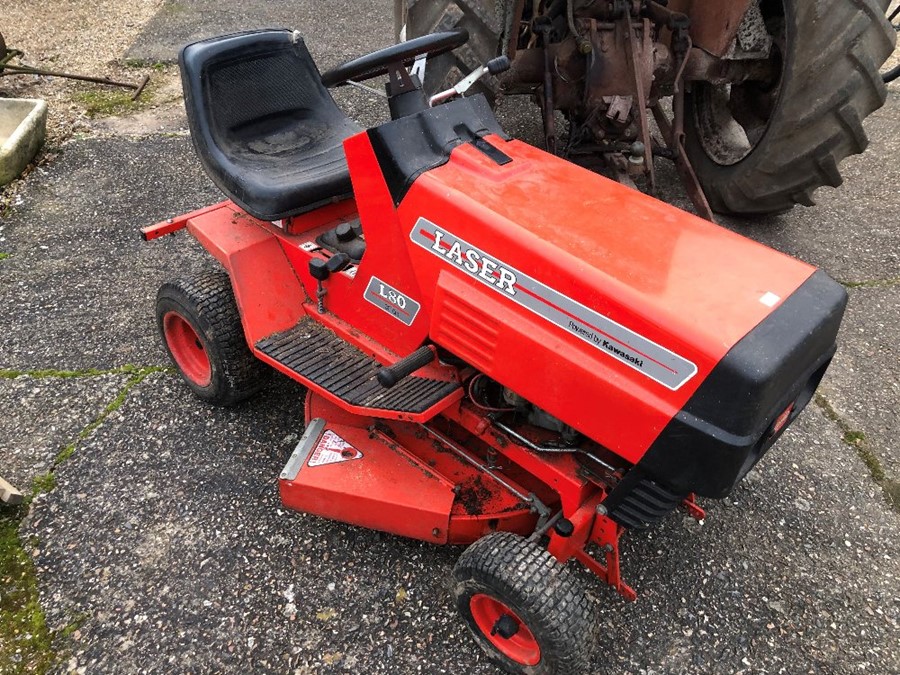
[839,276,900,289]
[0,365,172,672]
[0,506,55,674]
[815,393,898,512]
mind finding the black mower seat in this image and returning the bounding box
[179,30,361,221]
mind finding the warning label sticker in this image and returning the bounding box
[308,430,363,467]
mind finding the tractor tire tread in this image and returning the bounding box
[401,0,507,103]
[157,270,269,406]
[685,0,896,215]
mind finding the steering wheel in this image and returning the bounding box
[321,29,469,88]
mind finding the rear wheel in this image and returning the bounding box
[452,531,594,675]
[685,0,896,215]
[396,0,507,103]
[156,270,269,405]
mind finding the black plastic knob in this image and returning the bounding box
[336,222,356,242]
[377,346,435,388]
[309,258,330,281]
[487,55,511,76]
[326,252,352,273]
[553,518,575,538]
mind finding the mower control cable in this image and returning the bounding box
[527,510,564,542]
[489,416,620,474]
[343,79,387,98]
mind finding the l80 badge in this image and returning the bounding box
[364,276,421,326]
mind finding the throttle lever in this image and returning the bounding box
[429,55,511,106]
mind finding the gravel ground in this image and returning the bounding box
[1,1,899,674]
[1,0,167,149]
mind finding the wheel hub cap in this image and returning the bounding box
[470,594,540,666]
[163,312,212,387]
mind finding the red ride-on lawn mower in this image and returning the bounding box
[143,28,847,674]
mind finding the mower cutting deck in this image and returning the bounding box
[143,28,846,675]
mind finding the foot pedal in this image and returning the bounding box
[256,317,461,418]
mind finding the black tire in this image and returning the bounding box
[684,0,896,215]
[452,532,594,675]
[397,0,508,102]
[156,270,269,406]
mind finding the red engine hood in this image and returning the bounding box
[397,136,815,462]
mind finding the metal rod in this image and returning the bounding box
[622,16,656,192]
[421,425,533,504]
[528,510,564,542]
[345,79,387,98]
[490,417,573,453]
[490,417,620,473]
[0,62,141,89]
[670,35,716,223]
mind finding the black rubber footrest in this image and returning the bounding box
[256,318,460,414]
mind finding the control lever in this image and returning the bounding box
[308,253,352,314]
[429,56,511,107]
[377,345,436,388]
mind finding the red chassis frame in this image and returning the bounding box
[143,127,825,601]
[143,194,708,603]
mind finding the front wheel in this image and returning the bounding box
[452,532,594,675]
[156,270,269,406]
[684,0,896,215]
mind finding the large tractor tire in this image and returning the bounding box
[395,0,510,102]
[684,0,896,215]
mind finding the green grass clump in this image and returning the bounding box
[72,89,141,118]
[0,507,55,674]
[122,59,168,72]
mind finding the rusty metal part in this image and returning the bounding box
[506,0,528,59]
[673,120,715,221]
[665,0,752,57]
[495,0,721,217]
[604,152,638,190]
[651,102,673,146]
[670,39,715,222]
[682,47,777,85]
[0,60,151,101]
[648,35,715,222]
[568,0,592,54]
[537,22,558,154]
[621,15,656,191]
[641,0,689,30]
[498,46,543,91]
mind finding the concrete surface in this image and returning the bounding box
[1,1,899,673]
[0,98,47,186]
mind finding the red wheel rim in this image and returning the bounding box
[470,594,541,666]
[163,312,211,387]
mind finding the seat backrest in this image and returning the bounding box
[179,29,344,163]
